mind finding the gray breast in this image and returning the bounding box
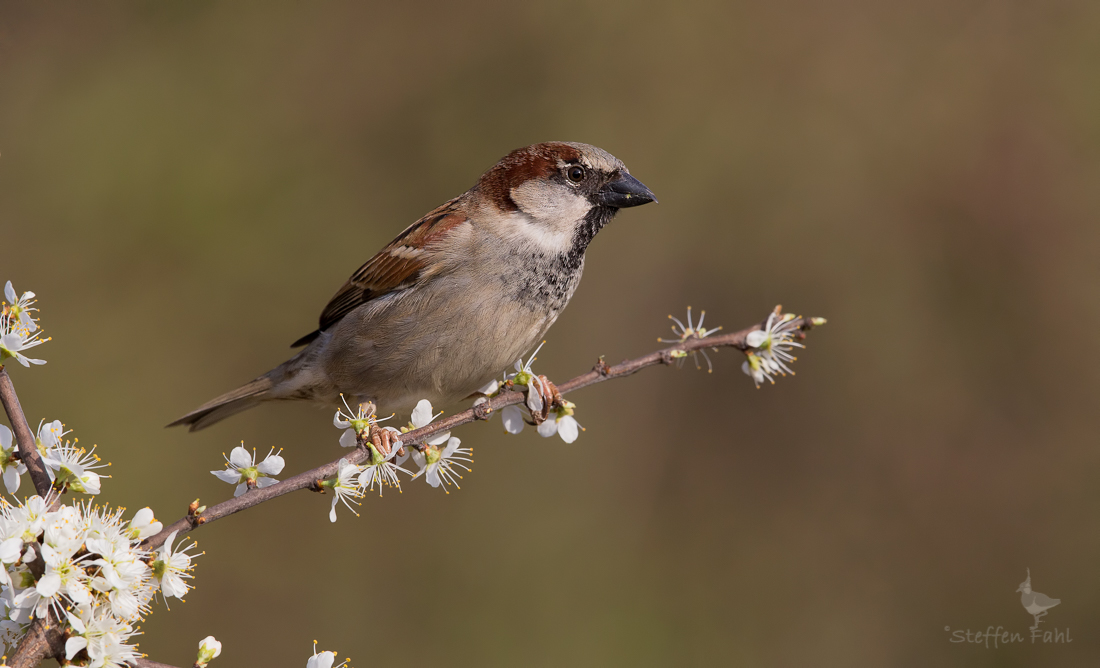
[507,251,585,314]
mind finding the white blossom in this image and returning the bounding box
[3,282,38,333]
[196,635,222,667]
[357,438,412,497]
[127,507,162,541]
[334,396,375,448]
[64,604,140,668]
[151,530,197,600]
[0,282,48,366]
[0,331,47,367]
[743,311,805,387]
[2,495,50,543]
[536,401,583,443]
[334,396,395,449]
[660,306,722,372]
[211,445,284,496]
[324,458,364,522]
[406,399,450,446]
[308,641,349,668]
[500,405,526,434]
[35,418,67,450]
[0,425,26,495]
[509,341,548,413]
[37,424,108,495]
[411,437,472,493]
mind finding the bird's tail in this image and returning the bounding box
[168,375,275,432]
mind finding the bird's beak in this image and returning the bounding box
[596,172,657,208]
[1016,585,1024,592]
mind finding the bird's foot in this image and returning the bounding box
[369,424,399,457]
[529,375,563,425]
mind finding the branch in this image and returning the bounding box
[140,312,822,551]
[7,614,65,668]
[11,310,822,667]
[133,658,188,668]
[0,367,53,497]
[1,367,67,668]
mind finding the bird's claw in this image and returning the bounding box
[369,424,398,457]
[530,375,562,425]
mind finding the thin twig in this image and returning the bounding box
[0,367,53,497]
[133,658,189,668]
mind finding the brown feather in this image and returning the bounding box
[291,197,468,347]
[474,142,581,212]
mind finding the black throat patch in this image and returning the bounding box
[507,206,619,314]
[560,206,618,275]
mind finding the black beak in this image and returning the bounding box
[595,172,657,208]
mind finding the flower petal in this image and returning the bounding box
[212,470,241,484]
[537,420,558,438]
[501,406,525,434]
[228,446,252,468]
[411,399,434,428]
[3,466,19,495]
[257,453,285,475]
[746,330,768,348]
[557,417,580,443]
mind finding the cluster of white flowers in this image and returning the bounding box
[0,282,48,367]
[283,398,475,520]
[477,343,583,444]
[742,311,808,387]
[0,419,109,498]
[0,496,200,665]
[0,280,214,666]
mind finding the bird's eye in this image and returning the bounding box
[566,165,586,183]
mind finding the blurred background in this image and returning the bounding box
[2,1,1100,665]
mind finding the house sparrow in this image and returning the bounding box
[170,142,656,431]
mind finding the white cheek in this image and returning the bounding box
[508,181,592,252]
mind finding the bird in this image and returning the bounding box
[1017,568,1060,630]
[170,142,656,431]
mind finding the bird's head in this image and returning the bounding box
[1017,568,1032,593]
[473,141,656,255]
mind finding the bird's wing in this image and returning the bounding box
[1032,593,1061,608]
[290,197,468,347]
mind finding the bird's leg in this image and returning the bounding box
[530,374,563,425]
[537,375,563,409]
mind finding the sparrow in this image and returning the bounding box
[170,142,656,431]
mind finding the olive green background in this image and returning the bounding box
[3,1,1100,666]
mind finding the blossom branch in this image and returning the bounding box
[0,367,52,497]
[139,311,822,551]
[0,368,69,668]
[9,308,823,667]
